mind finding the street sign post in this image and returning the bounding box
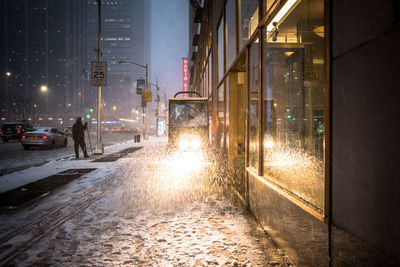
[91,61,107,86]
[142,91,152,102]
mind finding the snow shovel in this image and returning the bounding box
[86,127,94,156]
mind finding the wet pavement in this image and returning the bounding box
[1,137,290,266]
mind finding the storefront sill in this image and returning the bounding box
[246,167,326,222]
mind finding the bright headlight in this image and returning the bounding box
[264,140,275,149]
[190,139,201,150]
[179,139,190,150]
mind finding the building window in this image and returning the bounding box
[263,0,276,14]
[225,76,230,150]
[205,63,209,98]
[226,0,237,70]
[240,0,259,49]
[248,39,259,170]
[263,0,326,211]
[218,83,225,148]
[208,52,212,97]
[218,18,225,83]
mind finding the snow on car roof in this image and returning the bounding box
[26,127,51,133]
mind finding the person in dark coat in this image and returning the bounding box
[72,117,89,159]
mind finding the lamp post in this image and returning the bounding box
[95,0,104,154]
[40,85,48,92]
[39,85,49,120]
[5,72,11,119]
[148,80,161,136]
[118,60,149,140]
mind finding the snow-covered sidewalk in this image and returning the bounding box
[1,137,289,266]
[0,137,145,194]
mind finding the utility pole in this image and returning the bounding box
[145,63,149,140]
[118,60,149,140]
[148,80,160,136]
[95,0,104,154]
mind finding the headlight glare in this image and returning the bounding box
[190,139,201,150]
[179,139,189,150]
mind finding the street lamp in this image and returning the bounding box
[6,72,11,77]
[40,85,48,93]
[118,60,149,140]
[94,0,104,155]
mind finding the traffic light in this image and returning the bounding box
[85,107,94,119]
[285,108,292,119]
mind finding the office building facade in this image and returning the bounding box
[189,0,399,265]
[87,0,151,121]
[0,1,88,125]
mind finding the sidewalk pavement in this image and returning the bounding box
[3,137,290,266]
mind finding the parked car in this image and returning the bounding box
[111,127,138,133]
[1,122,33,142]
[21,127,67,150]
[63,126,73,137]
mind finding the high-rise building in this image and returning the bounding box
[0,1,88,124]
[87,0,151,120]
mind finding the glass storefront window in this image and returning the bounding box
[218,83,225,147]
[263,0,325,211]
[240,0,259,49]
[225,76,230,150]
[205,63,209,98]
[218,18,224,83]
[237,72,246,156]
[249,39,259,170]
[263,0,276,14]
[226,0,237,70]
[208,52,212,97]
[208,51,213,96]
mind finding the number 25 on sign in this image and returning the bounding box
[91,61,107,86]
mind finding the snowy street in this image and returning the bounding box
[0,132,139,177]
[0,137,288,266]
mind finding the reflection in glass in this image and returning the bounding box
[240,0,259,49]
[225,76,230,150]
[218,84,225,147]
[249,40,259,170]
[169,103,208,127]
[226,0,237,69]
[263,0,325,211]
[218,19,224,82]
[208,51,212,97]
[263,0,276,13]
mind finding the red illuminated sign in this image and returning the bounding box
[182,58,189,95]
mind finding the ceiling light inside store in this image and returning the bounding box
[284,51,294,56]
[267,0,301,34]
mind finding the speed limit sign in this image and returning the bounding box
[91,61,107,86]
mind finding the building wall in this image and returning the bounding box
[190,0,400,265]
[331,1,400,264]
[87,0,151,119]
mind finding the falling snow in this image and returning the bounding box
[1,137,288,266]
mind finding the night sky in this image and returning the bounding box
[151,0,189,98]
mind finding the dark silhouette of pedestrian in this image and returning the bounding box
[72,117,89,159]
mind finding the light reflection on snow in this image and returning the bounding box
[117,144,219,215]
[149,150,214,197]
